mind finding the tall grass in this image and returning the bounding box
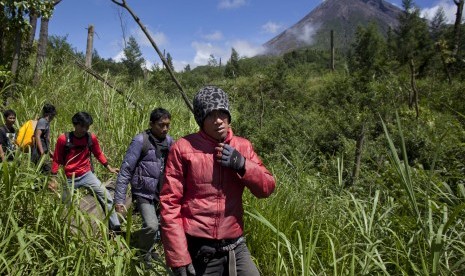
[0,155,141,275]
[1,60,189,275]
[244,114,465,275]
[3,57,465,275]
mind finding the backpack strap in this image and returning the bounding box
[138,131,172,163]
[140,130,152,159]
[86,132,93,150]
[63,132,71,165]
[86,132,94,172]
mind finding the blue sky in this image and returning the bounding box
[48,0,458,71]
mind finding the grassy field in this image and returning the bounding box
[1,57,464,275]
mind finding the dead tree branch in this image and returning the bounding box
[111,0,194,113]
[453,0,464,57]
[74,58,141,109]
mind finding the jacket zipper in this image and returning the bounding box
[214,157,223,239]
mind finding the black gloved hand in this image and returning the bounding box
[172,263,196,276]
[218,144,245,171]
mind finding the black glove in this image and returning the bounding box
[172,263,196,276]
[220,144,245,171]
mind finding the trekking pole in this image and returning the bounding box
[110,0,194,114]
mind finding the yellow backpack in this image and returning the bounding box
[15,119,38,152]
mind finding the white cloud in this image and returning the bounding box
[421,0,456,24]
[114,50,155,70]
[230,40,265,57]
[203,31,224,41]
[173,60,190,72]
[262,21,283,34]
[191,41,228,67]
[144,60,154,69]
[187,39,264,70]
[132,27,168,47]
[218,0,246,9]
[112,50,125,62]
[293,23,319,44]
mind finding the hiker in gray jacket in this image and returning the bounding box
[114,108,173,255]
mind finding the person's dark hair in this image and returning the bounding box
[150,108,171,122]
[3,109,16,118]
[42,104,57,117]
[72,112,93,126]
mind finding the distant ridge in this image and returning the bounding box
[263,0,402,55]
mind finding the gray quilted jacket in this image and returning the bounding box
[114,132,173,204]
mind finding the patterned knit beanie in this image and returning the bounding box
[193,86,231,127]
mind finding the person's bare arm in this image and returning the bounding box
[0,146,5,162]
[35,129,45,155]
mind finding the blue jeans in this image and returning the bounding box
[64,171,120,230]
[132,197,160,251]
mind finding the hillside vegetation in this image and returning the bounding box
[1,1,465,275]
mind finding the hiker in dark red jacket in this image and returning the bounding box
[50,111,121,232]
[160,86,276,276]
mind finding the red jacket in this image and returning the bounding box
[160,129,276,267]
[51,133,108,178]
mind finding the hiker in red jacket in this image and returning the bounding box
[160,86,276,276]
[50,111,121,232]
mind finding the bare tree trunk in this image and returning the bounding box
[10,30,21,80]
[33,0,62,85]
[33,16,50,85]
[6,30,22,105]
[117,8,127,48]
[409,59,420,118]
[351,123,366,186]
[452,0,464,56]
[259,81,265,129]
[330,30,335,71]
[27,9,38,50]
[85,25,94,68]
[162,49,166,69]
[0,3,5,66]
[74,59,141,109]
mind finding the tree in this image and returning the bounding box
[393,0,433,117]
[395,0,432,66]
[430,7,452,82]
[224,48,240,78]
[183,64,191,72]
[207,54,218,67]
[33,0,62,86]
[1,0,60,101]
[165,52,174,71]
[122,36,145,81]
[27,8,39,50]
[452,0,464,57]
[349,23,388,84]
[347,23,389,185]
[111,0,193,112]
[430,7,447,42]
